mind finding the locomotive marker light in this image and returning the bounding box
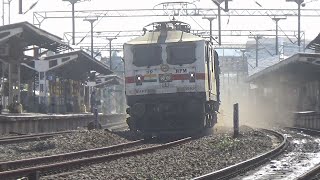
[189,72,196,82]
[135,75,143,85]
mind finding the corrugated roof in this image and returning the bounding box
[0,21,71,53]
[46,50,113,80]
[307,33,320,50]
[247,53,320,82]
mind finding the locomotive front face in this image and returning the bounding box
[124,41,206,98]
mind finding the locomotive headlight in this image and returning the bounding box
[135,75,143,85]
[189,72,195,82]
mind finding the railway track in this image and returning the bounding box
[0,121,127,145]
[0,131,73,145]
[192,129,288,180]
[293,128,320,180]
[0,136,191,179]
[193,127,320,180]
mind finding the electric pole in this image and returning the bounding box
[63,0,80,45]
[286,0,304,47]
[107,37,117,70]
[249,35,262,68]
[202,17,216,44]
[211,0,232,46]
[272,16,287,55]
[84,17,98,58]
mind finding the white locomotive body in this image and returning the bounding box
[124,21,220,136]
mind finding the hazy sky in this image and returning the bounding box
[4,0,320,52]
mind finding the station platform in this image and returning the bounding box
[0,112,126,135]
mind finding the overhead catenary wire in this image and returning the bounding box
[24,0,40,14]
[253,0,295,44]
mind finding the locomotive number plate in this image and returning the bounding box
[161,82,170,88]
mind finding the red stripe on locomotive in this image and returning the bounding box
[125,73,206,84]
[125,77,135,83]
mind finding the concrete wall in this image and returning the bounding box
[0,114,126,134]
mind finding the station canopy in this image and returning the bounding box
[45,50,113,81]
[247,53,320,85]
[307,33,320,51]
[95,75,123,88]
[0,22,71,62]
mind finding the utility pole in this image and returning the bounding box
[211,0,231,46]
[272,16,287,55]
[63,0,79,45]
[8,0,11,24]
[250,35,262,68]
[18,0,22,14]
[2,0,13,25]
[106,37,117,70]
[240,49,246,73]
[202,17,216,44]
[2,0,4,25]
[83,17,98,58]
[286,0,304,48]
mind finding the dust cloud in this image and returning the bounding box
[217,77,298,129]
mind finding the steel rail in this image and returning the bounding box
[193,129,288,180]
[297,163,320,180]
[0,131,74,145]
[287,127,320,136]
[0,139,143,172]
[0,137,191,179]
[290,127,320,180]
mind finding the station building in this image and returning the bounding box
[247,34,320,128]
[0,22,122,114]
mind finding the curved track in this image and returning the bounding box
[192,129,288,180]
[292,128,320,180]
[0,137,191,179]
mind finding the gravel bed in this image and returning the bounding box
[0,129,134,162]
[43,126,274,180]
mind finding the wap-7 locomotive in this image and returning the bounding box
[124,21,220,136]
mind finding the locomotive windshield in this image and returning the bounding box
[167,43,196,65]
[132,44,162,67]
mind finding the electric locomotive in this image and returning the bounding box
[124,21,220,136]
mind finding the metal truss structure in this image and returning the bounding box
[63,29,305,51]
[75,44,123,52]
[63,29,303,39]
[33,8,320,27]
